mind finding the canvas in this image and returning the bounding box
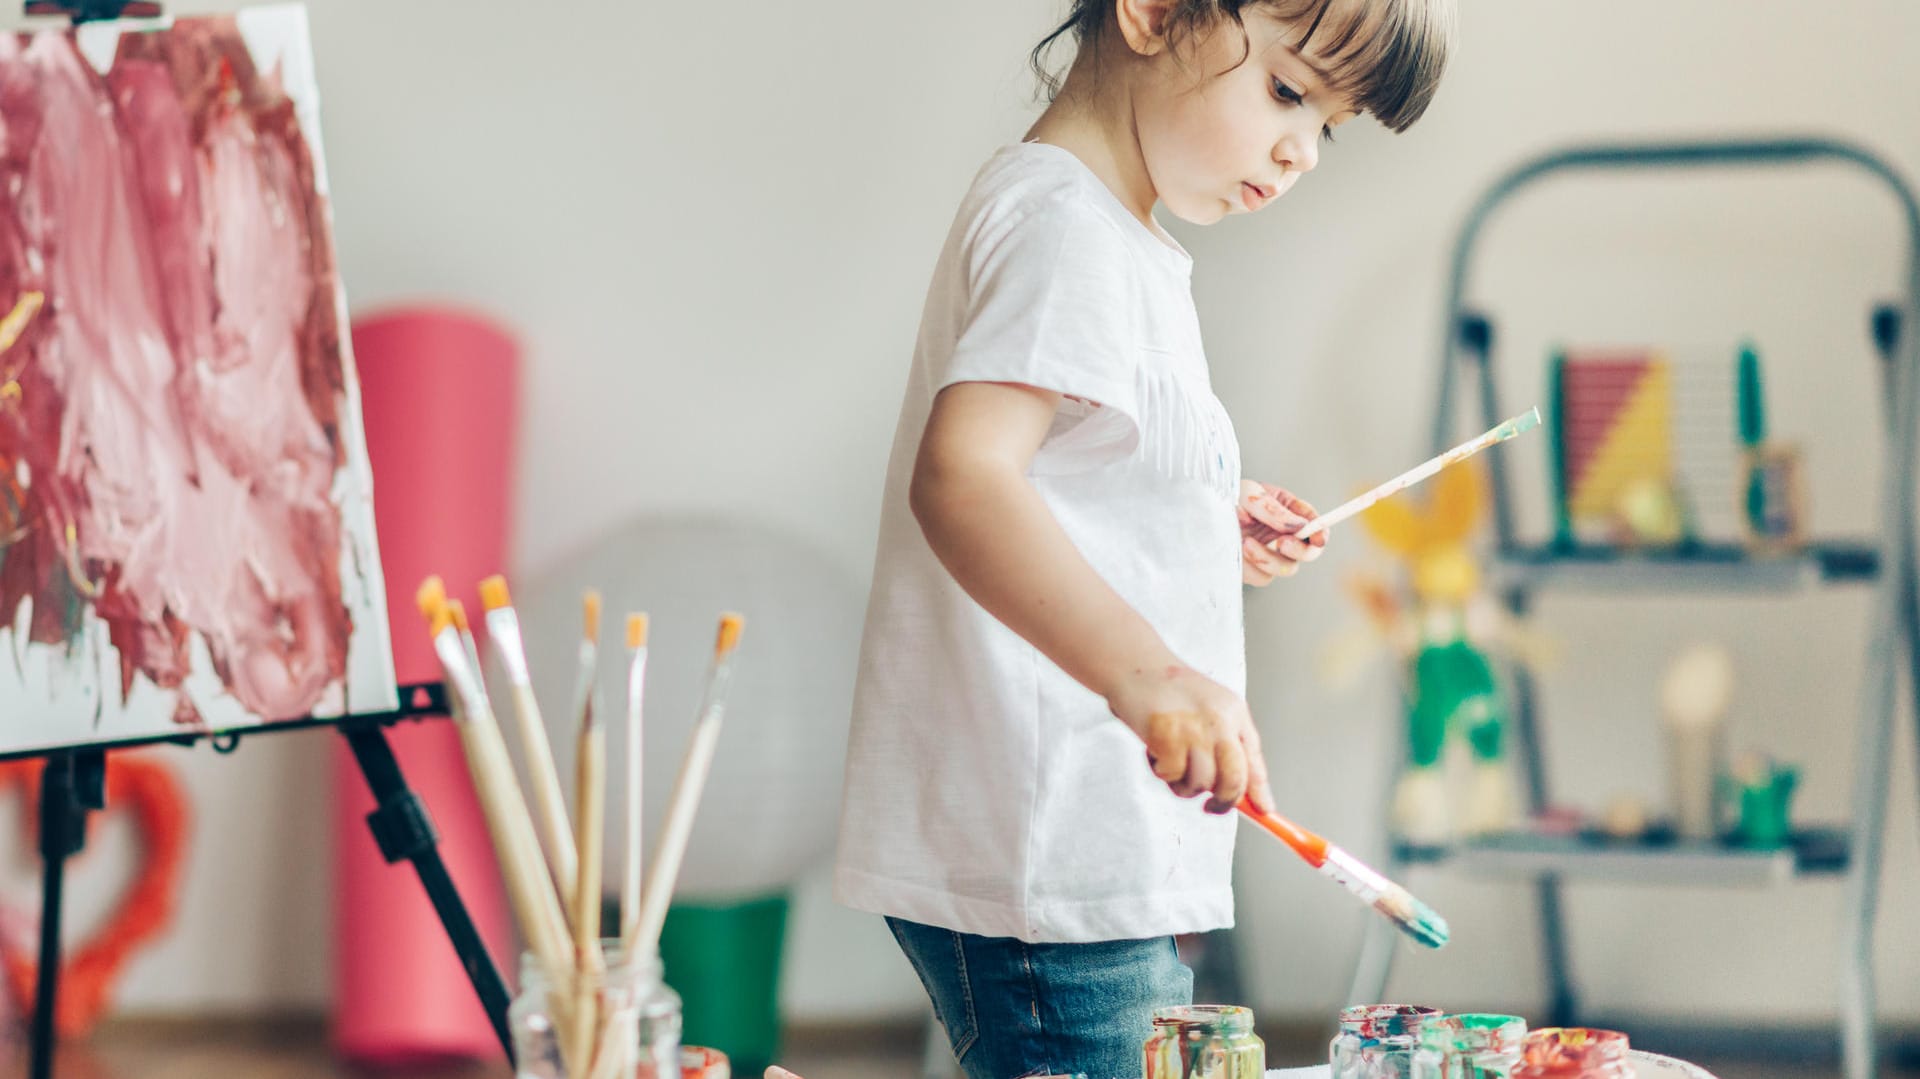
[0,4,394,756]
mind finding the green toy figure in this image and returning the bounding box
[1333,465,1551,845]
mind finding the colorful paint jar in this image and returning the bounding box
[1143,1005,1265,1079]
[1513,1028,1631,1079]
[1411,1014,1527,1079]
[1333,1004,1443,1079]
[507,945,683,1078]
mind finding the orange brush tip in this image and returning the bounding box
[627,613,649,649]
[415,576,447,619]
[715,612,744,656]
[583,590,602,638]
[478,575,511,611]
[428,608,453,639]
[448,600,472,634]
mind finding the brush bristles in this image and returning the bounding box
[583,591,602,639]
[627,613,648,649]
[479,575,511,612]
[428,608,453,638]
[715,613,744,656]
[449,600,472,634]
[416,576,447,618]
[1374,885,1450,949]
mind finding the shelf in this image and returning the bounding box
[1395,827,1849,886]
[1492,541,1880,593]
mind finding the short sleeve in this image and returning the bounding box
[940,198,1141,473]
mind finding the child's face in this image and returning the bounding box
[1132,6,1359,225]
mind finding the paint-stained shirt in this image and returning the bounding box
[834,142,1244,943]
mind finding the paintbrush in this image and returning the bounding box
[620,613,649,944]
[1234,797,1449,949]
[480,575,581,913]
[1263,407,1541,548]
[415,583,575,984]
[570,592,607,1074]
[626,613,744,959]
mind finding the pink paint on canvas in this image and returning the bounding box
[0,8,393,746]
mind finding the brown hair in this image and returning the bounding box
[1030,0,1455,133]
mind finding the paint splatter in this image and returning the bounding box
[0,19,352,724]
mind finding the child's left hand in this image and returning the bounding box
[1238,479,1326,586]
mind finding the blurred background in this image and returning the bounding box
[3,1,1919,1077]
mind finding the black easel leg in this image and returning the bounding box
[29,757,70,1079]
[29,751,102,1079]
[341,723,514,1059]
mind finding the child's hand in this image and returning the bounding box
[1238,479,1326,585]
[1109,664,1274,815]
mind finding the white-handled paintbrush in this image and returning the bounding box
[625,613,744,959]
[480,575,580,913]
[1265,407,1542,548]
[620,613,649,944]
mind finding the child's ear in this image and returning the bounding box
[1115,0,1176,56]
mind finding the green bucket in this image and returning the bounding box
[658,891,789,1076]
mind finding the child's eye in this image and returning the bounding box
[1270,76,1304,105]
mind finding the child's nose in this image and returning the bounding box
[1277,129,1319,174]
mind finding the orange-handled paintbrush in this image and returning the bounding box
[1235,798,1448,949]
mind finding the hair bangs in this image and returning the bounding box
[1284,0,1455,132]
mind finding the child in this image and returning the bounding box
[834,2,1454,1076]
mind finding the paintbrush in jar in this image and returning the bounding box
[570,592,608,1062]
[626,613,744,959]
[1234,798,1449,949]
[620,613,650,944]
[480,575,580,913]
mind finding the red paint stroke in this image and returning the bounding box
[0,18,353,724]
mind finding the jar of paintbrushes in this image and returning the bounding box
[509,945,682,1078]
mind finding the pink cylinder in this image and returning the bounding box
[331,307,520,1064]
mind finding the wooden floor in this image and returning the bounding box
[1,1019,1908,1079]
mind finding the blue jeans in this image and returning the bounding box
[886,916,1193,1079]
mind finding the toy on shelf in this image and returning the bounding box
[1331,465,1551,846]
[1548,342,1809,551]
[1659,642,1734,842]
[1724,751,1799,849]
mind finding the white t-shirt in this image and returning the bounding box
[834,142,1245,944]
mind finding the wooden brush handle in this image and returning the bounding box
[1235,798,1329,867]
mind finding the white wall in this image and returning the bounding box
[15,0,1920,1029]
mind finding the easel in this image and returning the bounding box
[8,4,513,1074]
[9,685,515,1079]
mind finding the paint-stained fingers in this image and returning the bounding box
[1242,539,1278,586]
[1205,736,1248,814]
[1171,743,1214,799]
[1145,714,1195,786]
[1244,537,1297,579]
[1274,490,1329,548]
[1241,723,1274,813]
[766,1068,803,1079]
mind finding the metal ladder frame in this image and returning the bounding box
[1346,137,1920,1079]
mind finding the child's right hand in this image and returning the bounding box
[1108,665,1273,815]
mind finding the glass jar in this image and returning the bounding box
[1143,1005,1265,1079]
[508,945,683,1078]
[1514,1028,1631,1079]
[1411,1014,1527,1079]
[1332,1004,1443,1079]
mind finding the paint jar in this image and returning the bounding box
[1332,1004,1443,1079]
[1411,1014,1527,1079]
[1143,1005,1265,1079]
[1513,1028,1631,1079]
[508,945,683,1078]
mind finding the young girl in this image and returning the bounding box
[834,2,1454,1077]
